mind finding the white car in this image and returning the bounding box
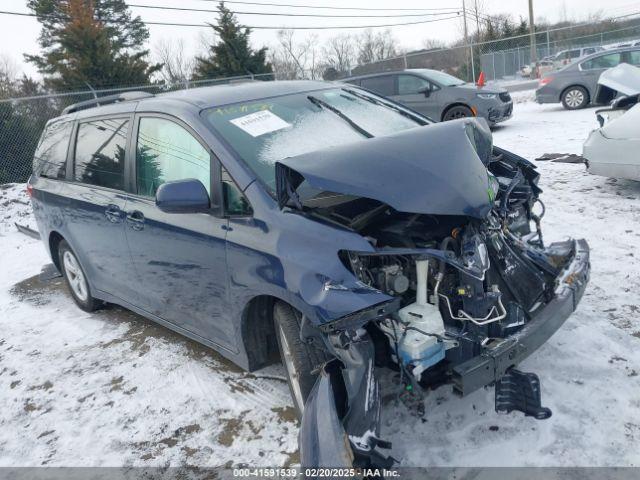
[583,63,640,181]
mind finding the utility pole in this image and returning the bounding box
[528,0,537,65]
[462,0,475,81]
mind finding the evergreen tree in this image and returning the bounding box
[193,2,272,80]
[25,0,161,91]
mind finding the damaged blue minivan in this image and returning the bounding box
[29,81,590,467]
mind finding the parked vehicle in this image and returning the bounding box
[520,63,533,78]
[536,46,640,109]
[29,81,590,468]
[535,59,556,78]
[552,46,604,68]
[343,69,513,125]
[584,63,640,181]
[521,60,555,79]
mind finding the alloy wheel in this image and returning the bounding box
[565,89,585,108]
[63,250,89,302]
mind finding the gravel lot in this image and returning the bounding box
[1,95,639,467]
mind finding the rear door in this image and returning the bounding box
[123,114,233,348]
[63,115,138,302]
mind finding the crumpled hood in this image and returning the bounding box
[275,118,495,219]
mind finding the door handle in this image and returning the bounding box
[126,210,145,231]
[104,204,122,223]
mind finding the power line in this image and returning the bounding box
[0,9,462,29]
[186,0,461,12]
[126,3,460,18]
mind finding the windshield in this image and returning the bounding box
[420,70,466,86]
[204,87,425,192]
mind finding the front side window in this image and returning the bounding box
[74,118,128,190]
[34,120,73,179]
[360,76,395,96]
[581,53,622,70]
[136,117,211,197]
[204,88,424,192]
[397,75,431,95]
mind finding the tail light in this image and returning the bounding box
[539,76,553,87]
[26,184,34,198]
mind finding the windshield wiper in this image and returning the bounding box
[307,95,373,139]
[342,87,430,125]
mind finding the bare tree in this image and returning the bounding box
[0,53,18,98]
[322,34,356,76]
[154,38,194,84]
[422,38,446,51]
[270,30,323,80]
[356,29,398,65]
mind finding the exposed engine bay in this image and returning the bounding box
[277,118,590,468]
[330,147,578,392]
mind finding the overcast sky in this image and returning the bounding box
[2,0,640,78]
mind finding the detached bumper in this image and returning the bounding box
[452,239,590,396]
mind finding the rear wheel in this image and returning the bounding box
[274,302,329,418]
[561,86,589,110]
[58,240,99,312]
[442,105,474,121]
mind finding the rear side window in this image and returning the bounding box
[360,75,395,96]
[34,121,73,179]
[136,117,210,197]
[581,53,622,70]
[74,118,129,190]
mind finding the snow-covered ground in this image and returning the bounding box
[1,97,639,467]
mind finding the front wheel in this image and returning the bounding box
[561,86,589,110]
[442,105,473,121]
[274,302,329,418]
[58,240,100,312]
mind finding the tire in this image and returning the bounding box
[58,240,99,312]
[274,302,329,418]
[442,105,474,122]
[561,86,589,110]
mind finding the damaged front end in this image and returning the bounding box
[277,119,590,467]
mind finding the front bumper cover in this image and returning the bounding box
[299,240,590,468]
[451,239,590,395]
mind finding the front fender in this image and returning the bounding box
[300,331,394,469]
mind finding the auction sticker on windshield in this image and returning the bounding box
[230,110,291,137]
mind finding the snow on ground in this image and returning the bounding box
[1,96,639,467]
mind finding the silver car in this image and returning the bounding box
[536,46,640,109]
[344,69,513,125]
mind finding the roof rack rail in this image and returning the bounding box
[62,91,155,115]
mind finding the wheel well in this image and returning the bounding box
[48,231,64,271]
[241,295,282,371]
[441,102,473,121]
[560,85,590,103]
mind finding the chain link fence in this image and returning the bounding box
[0,73,275,184]
[347,13,640,82]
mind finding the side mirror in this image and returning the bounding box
[155,178,210,214]
[418,86,431,97]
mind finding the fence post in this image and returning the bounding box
[492,52,496,81]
